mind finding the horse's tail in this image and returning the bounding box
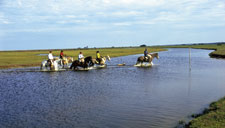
[107,55,111,61]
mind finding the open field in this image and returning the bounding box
[156,43,225,58]
[0,47,165,69]
[187,97,225,128]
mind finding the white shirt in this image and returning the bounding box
[48,53,54,60]
[78,54,84,59]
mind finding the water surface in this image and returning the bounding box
[0,48,225,128]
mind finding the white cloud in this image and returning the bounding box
[1,0,225,50]
[1,0,225,32]
[57,19,88,24]
[113,22,132,26]
[17,0,22,7]
[111,11,145,17]
[65,15,77,18]
[0,12,12,24]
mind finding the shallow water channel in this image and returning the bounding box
[1,48,225,128]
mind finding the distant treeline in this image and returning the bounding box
[155,42,225,47]
[0,45,152,52]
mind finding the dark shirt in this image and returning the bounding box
[144,50,148,56]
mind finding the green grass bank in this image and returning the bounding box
[157,43,225,58]
[186,97,225,128]
[0,47,165,69]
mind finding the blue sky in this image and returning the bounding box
[0,0,225,50]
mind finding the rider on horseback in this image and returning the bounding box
[59,50,64,59]
[78,52,84,64]
[96,51,102,64]
[48,51,54,66]
[144,48,151,61]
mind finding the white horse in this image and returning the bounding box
[95,55,110,65]
[40,58,61,71]
[100,55,110,65]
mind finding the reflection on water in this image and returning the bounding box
[0,48,225,128]
[188,70,192,96]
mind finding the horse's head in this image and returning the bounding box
[62,57,67,60]
[65,57,73,63]
[155,53,159,59]
[151,53,159,59]
[68,57,73,63]
[54,57,59,61]
[52,60,59,70]
[106,55,111,61]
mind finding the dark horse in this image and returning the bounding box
[136,53,159,65]
[84,56,95,67]
[70,56,94,70]
[70,60,88,70]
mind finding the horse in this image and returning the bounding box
[84,56,95,67]
[61,56,74,68]
[40,58,61,71]
[94,55,111,65]
[136,53,159,65]
[70,60,89,70]
[70,56,96,70]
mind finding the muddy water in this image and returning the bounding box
[0,48,225,128]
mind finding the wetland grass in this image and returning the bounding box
[0,47,165,69]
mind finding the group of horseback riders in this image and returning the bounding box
[47,48,152,64]
[44,48,157,70]
[47,50,103,67]
[77,51,101,64]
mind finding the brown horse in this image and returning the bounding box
[136,53,159,65]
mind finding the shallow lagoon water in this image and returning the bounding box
[1,48,225,128]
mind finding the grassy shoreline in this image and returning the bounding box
[0,47,165,69]
[185,97,225,128]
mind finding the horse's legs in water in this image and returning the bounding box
[89,61,94,66]
[90,61,94,66]
[62,60,64,68]
[50,61,54,70]
[70,64,73,69]
[70,62,75,69]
